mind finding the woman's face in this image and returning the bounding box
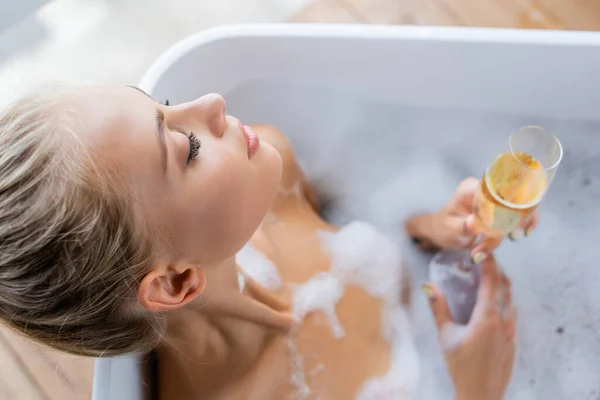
[75,86,282,265]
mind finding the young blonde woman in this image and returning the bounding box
[0,86,533,399]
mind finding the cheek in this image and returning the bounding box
[253,142,283,193]
[179,148,281,263]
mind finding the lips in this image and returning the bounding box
[240,123,260,159]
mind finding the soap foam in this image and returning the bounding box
[287,264,345,398]
[236,242,283,291]
[318,221,421,399]
[287,337,311,400]
[319,221,404,305]
[238,221,423,398]
[292,272,346,339]
[355,306,421,400]
[228,80,600,399]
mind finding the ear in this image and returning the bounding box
[138,264,206,313]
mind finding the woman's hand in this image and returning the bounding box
[423,256,516,400]
[405,177,539,261]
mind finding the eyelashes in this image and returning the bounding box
[187,132,201,164]
[161,99,200,165]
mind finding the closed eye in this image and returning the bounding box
[187,132,201,164]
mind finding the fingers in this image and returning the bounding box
[472,255,502,322]
[500,272,512,308]
[469,258,517,345]
[523,209,540,237]
[497,272,514,330]
[508,209,540,240]
[242,298,298,333]
[473,208,540,258]
[407,212,478,252]
[445,214,478,248]
[405,214,441,252]
[470,235,503,261]
[422,283,453,331]
[243,272,290,312]
[505,306,517,342]
[210,284,298,333]
[407,177,481,252]
[451,177,480,208]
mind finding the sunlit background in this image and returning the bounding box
[0,0,597,399]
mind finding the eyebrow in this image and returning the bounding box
[127,85,170,106]
[127,85,154,99]
[156,109,168,172]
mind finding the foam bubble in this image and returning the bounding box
[292,272,346,339]
[319,221,421,398]
[236,243,283,291]
[318,221,404,304]
[287,338,311,400]
[238,220,421,397]
[355,306,421,400]
[227,80,600,399]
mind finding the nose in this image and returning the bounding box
[171,93,227,137]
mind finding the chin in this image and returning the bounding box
[260,142,284,195]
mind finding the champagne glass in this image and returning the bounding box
[430,126,563,324]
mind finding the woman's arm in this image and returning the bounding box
[423,255,515,400]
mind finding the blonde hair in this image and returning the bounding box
[0,88,165,357]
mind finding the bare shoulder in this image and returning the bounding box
[250,124,284,138]
[251,125,294,156]
[250,124,298,177]
[250,124,319,211]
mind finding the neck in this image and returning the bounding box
[158,256,294,398]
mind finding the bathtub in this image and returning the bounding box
[92,24,600,400]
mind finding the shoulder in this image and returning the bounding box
[250,124,319,211]
[251,124,283,137]
[251,124,300,179]
[250,124,294,157]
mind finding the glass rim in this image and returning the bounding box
[508,125,563,171]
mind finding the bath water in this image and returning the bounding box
[228,79,600,400]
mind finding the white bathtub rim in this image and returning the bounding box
[139,23,600,94]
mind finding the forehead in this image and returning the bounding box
[71,86,156,143]
[69,86,162,182]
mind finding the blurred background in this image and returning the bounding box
[0,0,598,399]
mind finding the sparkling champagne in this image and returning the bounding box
[474,151,547,236]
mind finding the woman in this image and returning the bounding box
[0,86,528,399]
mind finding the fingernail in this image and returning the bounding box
[421,283,436,300]
[471,252,488,264]
[524,226,534,237]
[508,229,523,241]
